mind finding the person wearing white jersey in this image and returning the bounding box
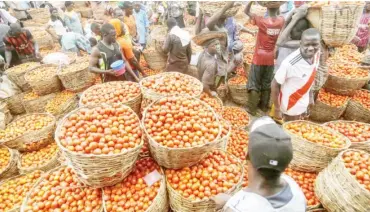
[212,116,306,211]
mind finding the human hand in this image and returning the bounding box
[211,91,218,97]
[107,69,117,76]
[226,1,235,9]
[293,5,308,20]
[4,63,9,70]
[211,193,229,210]
[274,108,283,120]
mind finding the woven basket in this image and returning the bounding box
[344,97,370,123]
[0,113,56,152]
[228,82,248,106]
[24,64,62,96]
[5,92,25,114]
[192,31,227,46]
[323,121,370,153]
[315,149,370,212]
[143,49,167,71]
[142,96,222,169]
[0,145,19,180]
[199,2,241,17]
[55,105,143,187]
[306,3,365,47]
[0,101,13,125]
[76,8,93,18]
[18,149,60,175]
[79,81,142,115]
[187,65,198,79]
[5,62,41,92]
[22,92,57,113]
[46,94,79,121]
[309,99,349,122]
[57,63,96,92]
[147,26,167,47]
[283,121,351,172]
[166,151,244,212]
[323,73,370,96]
[257,1,286,8]
[214,119,231,151]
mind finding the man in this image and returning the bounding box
[162,18,191,74]
[89,23,139,83]
[0,24,10,60]
[120,2,137,40]
[133,2,149,49]
[3,23,40,68]
[213,116,306,211]
[113,8,131,43]
[61,31,92,56]
[64,1,84,35]
[244,2,285,116]
[4,1,31,21]
[166,1,185,28]
[271,28,321,122]
[90,23,101,41]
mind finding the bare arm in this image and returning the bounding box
[89,47,111,74]
[162,34,171,54]
[271,79,282,119]
[129,57,145,76]
[195,9,204,35]
[5,50,12,68]
[244,1,256,19]
[120,50,139,82]
[206,2,235,31]
[186,43,192,64]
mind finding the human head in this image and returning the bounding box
[65,1,74,12]
[247,116,293,180]
[113,8,124,22]
[204,39,220,55]
[300,28,321,59]
[232,40,243,54]
[90,23,101,37]
[122,1,133,16]
[134,2,141,13]
[167,18,177,31]
[9,23,22,36]
[101,23,116,44]
[290,18,309,40]
[49,7,59,18]
[109,19,124,37]
[89,37,97,47]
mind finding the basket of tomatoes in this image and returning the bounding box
[165,150,244,212]
[18,142,60,174]
[309,89,349,122]
[21,166,103,212]
[315,149,370,211]
[324,120,370,153]
[0,145,19,180]
[55,103,143,187]
[0,113,56,152]
[24,64,63,96]
[226,128,249,162]
[283,121,351,172]
[200,92,223,116]
[5,92,25,115]
[344,89,370,123]
[45,91,78,120]
[79,81,142,115]
[227,76,248,105]
[214,119,232,151]
[103,157,169,212]
[222,106,250,130]
[142,96,223,169]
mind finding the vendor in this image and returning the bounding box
[64,1,84,35]
[89,23,139,83]
[3,23,40,69]
[212,116,306,211]
[61,31,91,56]
[46,7,67,44]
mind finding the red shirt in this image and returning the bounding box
[4,30,34,56]
[252,16,285,66]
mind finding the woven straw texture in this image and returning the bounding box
[26,27,54,50]
[166,151,244,212]
[257,1,286,8]
[344,93,370,123]
[283,121,351,172]
[228,81,248,105]
[309,99,348,122]
[5,92,25,115]
[24,64,62,96]
[323,121,370,153]
[47,94,79,121]
[192,31,227,46]
[55,105,143,188]
[57,64,96,92]
[18,150,61,175]
[306,3,364,47]
[214,119,231,151]
[139,72,203,102]
[312,65,329,92]
[142,96,222,169]
[143,49,167,71]
[323,73,369,96]
[199,2,241,17]
[22,92,57,113]
[0,146,19,180]
[0,102,13,125]
[5,63,41,92]
[0,113,56,152]
[315,149,370,212]
[187,65,199,79]
[79,81,142,115]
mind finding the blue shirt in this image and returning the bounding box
[133,9,149,44]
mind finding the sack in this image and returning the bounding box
[42,52,75,66]
[0,75,21,98]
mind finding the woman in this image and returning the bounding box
[46,7,67,44]
[353,2,370,52]
[64,1,83,35]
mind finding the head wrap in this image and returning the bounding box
[109,19,123,37]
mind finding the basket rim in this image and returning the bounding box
[79,81,142,107]
[142,95,222,150]
[0,113,56,145]
[0,145,18,176]
[57,61,90,76]
[4,62,41,75]
[315,96,349,109]
[323,120,370,145]
[18,148,60,172]
[54,103,144,157]
[282,120,352,150]
[221,106,251,129]
[23,64,59,82]
[327,71,370,81]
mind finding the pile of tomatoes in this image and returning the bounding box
[80,81,141,106]
[58,104,142,155]
[352,90,370,110]
[142,68,161,77]
[342,150,370,191]
[141,72,202,96]
[284,168,320,206]
[0,170,42,211]
[0,114,54,142]
[326,121,370,143]
[200,93,223,115]
[24,167,102,212]
[103,158,162,212]
[227,129,249,161]
[0,146,10,172]
[317,89,349,107]
[222,106,250,129]
[20,142,59,169]
[166,150,242,201]
[229,76,248,85]
[144,96,220,148]
[329,66,368,79]
[242,164,249,188]
[285,122,347,148]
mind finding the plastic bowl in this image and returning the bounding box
[111,60,126,76]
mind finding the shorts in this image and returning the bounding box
[246,64,274,92]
